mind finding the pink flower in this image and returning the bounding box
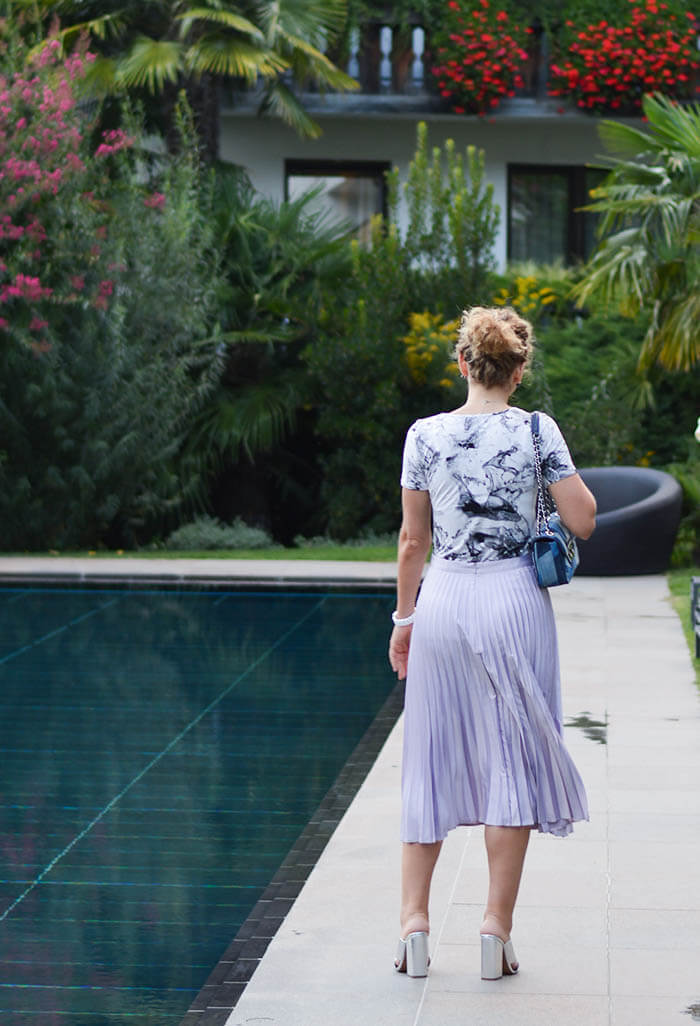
[143,191,166,210]
[0,273,52,302]
[29,316,48,332]
[95,128,134,158]
[70,275,85,291]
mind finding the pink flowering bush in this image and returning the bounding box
[0,39,119,346]
[0,34,222,549]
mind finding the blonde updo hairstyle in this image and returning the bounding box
[456,306,533,389]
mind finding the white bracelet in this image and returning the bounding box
[392,609,416,627]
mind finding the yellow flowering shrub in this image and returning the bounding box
[401,311,461,390]
[493,275,557,318]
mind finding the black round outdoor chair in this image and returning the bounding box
[576,466,682,575]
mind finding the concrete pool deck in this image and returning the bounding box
[221,572,698,1026]
[2,559,698,1025]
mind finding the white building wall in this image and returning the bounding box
[219,112,603,270]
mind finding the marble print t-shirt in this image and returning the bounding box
[400,407,577,562]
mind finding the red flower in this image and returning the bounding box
[547,0,696,114]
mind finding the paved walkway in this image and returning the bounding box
[221,574,700,1026]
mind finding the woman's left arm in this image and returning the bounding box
[389,488,432,680]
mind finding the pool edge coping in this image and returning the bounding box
[0,557,398,589]
[178,680,405,1025]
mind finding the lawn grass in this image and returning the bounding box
[667,566,700,687]
[10,544,398,562]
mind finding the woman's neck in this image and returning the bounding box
[453,382,512,415]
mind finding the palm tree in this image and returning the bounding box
[574,93,700,373]
[8,0,357,159]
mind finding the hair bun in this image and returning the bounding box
[455,306,533,389]
[460,307,524,360]
[468,310,516,358]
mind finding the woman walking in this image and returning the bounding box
[389,306,596,981]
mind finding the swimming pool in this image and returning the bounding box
[0,586,396,1024]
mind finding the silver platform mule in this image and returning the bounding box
[394,931,429,977]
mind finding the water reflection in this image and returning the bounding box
[0,588,394,1024]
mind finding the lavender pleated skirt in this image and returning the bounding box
[401,554,588,842]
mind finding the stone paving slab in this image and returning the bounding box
[219,574,700,1026]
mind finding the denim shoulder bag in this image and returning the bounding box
[530,412,579,588]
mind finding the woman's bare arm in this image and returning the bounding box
[549,473,597,539]
[389,488,432,680]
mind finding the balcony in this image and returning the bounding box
[225,15,699,122]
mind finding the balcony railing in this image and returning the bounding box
[228,17,699,117]
[303,18,551,109]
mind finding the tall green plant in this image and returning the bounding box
[303,121,500,539]
[399,121,499,300]
[574,93,700,372]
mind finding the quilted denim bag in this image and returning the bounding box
[530,412,579,588]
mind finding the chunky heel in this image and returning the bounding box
[394,931,429,977]
[406,931,429,977]
[481,934,518,980]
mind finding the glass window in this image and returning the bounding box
[509,170,569,264]
[508,165,603,265]
[285,161,389,243]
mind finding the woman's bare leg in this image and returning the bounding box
[400,841,442,937]
[481,826,530,945]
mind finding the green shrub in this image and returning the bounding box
[0,37,223,549]
[165,516,272,551]
[665,446,700,568]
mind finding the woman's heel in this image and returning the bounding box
[406,931,429,977]
[395,931,429,977]
[480,934,518,980]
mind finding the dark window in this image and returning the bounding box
[508,165,605,265]
[285,160,390,242]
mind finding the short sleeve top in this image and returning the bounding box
[400,407,576,562]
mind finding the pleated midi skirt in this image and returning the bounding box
[401,554,588,843]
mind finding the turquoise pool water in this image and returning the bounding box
[0,587,395,1023]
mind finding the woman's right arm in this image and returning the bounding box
[549,473,597,539]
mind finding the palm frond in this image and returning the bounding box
[279,33,358,90]
[115,37,182,92]
[187,35,286,79]
[573,230,651,311]
[22,10,126,63]
[176,7,264,41]
[640,289,700,372]
[258,79,322,139]
[256,0,348,49]
[597,118,656,158]
[642,94,700,159]
[191,382,298,462]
